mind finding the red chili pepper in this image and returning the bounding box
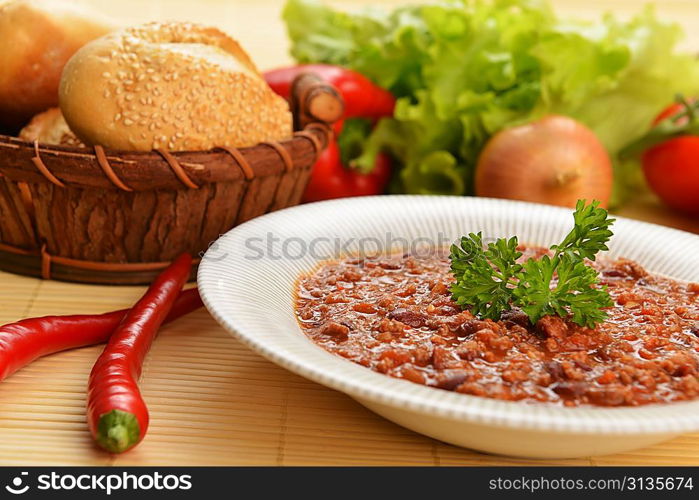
[87,254,193,453]
[264,64,396,201]
[0,287,202,382]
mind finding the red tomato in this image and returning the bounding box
[642,101,699,216]
[301,141,392,203]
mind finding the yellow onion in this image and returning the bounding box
[475,115,613,208]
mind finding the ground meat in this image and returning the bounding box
[296,247,699,407]
[536,315,568,340]
[321,321,350,340]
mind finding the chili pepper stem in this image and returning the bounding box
[95,409,140,453]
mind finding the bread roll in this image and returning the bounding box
[19,107,83,147]
[59,22,292,151]
[0,0,112,131]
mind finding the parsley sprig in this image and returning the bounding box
[450,200,615,328]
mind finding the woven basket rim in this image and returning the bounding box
[0,127,322,157]
[0,123,329,191]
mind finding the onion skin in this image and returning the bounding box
[475,115,613,208]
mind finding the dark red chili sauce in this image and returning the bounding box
[295,247,699,407]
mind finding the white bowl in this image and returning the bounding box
[198,195,699,458]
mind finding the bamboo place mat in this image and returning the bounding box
[0,271,698,466]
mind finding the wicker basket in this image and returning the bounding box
[0,73,342,284]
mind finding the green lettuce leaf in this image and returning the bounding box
[283,0,699,203]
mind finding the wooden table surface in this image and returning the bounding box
[1,0,698,466]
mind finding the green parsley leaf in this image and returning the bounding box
[551,199,615,261]
[450,200,615,327]
[513,253,613,328]
[449,233,522,320]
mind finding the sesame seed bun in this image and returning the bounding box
[19,107,83,147]
[59,22,292,152]
[0,0,113,132]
